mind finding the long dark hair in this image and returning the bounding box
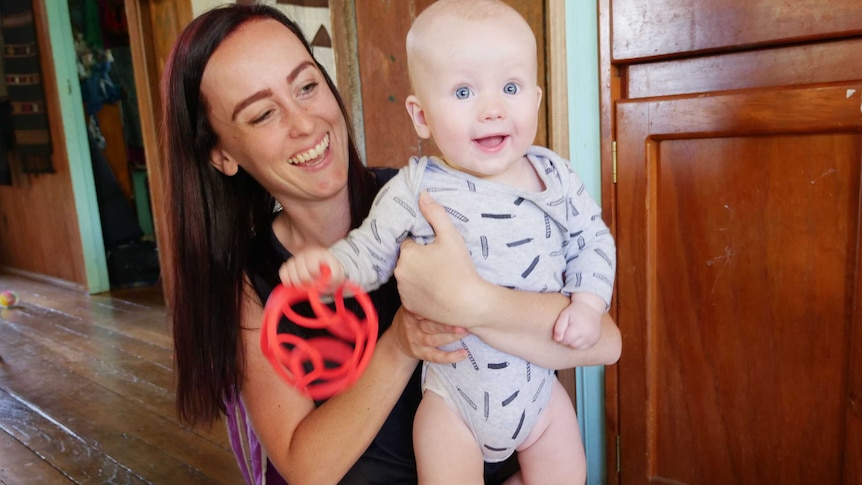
[161,3,376,427]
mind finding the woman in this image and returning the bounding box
[162,4,621,484]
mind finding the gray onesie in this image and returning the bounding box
[331,145,616,462]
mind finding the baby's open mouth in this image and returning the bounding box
[474,135,507,149]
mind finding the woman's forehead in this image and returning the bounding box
[202,19,313,92]
[215,18,308,63]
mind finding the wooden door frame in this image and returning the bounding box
[598,0,621,482]
[125,0,194,302]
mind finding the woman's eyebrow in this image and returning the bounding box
[230,61,317,121]
[231,89,273,121]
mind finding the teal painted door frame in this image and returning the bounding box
[566,1,609,484]
[44,0,110,293]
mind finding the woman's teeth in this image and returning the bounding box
[289,133,329,165]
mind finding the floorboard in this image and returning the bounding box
[0,421,75,484]
[0,273,243,484]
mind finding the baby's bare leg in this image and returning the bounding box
[513,379,586,484]
[413,390,485,485]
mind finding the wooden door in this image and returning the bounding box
[605,1,862,483]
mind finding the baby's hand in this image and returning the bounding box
[553,293,605,350]
[279,247,345,294]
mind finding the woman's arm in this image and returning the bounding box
[240,284,465,485]
[394,192,622,370]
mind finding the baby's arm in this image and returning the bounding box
[280,165,421,295]
[554,292,605,350]
[549,156,616,349]
[330,164,423,291]
[279,247,346,294]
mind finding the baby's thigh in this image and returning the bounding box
[515,379,586,484]
[414,391,485,485]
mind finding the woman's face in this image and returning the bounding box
[201,18,349,206]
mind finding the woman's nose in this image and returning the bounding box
[287,105,315,137]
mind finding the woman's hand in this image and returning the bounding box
[395,191,494,328]
[390,306,468,364]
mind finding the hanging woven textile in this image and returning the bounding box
[0,31,11,185]
[0,0,54,175]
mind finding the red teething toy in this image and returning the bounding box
[261,266,378,400]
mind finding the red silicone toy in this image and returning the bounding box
[261,266,378,400]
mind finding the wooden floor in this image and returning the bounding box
[0,273,244,484]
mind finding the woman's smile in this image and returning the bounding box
[288,133,330,165]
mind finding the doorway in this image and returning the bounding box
[67,0,159,289]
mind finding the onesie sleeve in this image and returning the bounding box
[330,158,425,291]
[559,160,617,308]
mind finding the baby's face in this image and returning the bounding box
[410,13,541,181]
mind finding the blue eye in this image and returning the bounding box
[455,86,472,99]
[504,82,519,95]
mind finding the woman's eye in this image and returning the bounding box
[503,82,519,95]
[299,81,319,96]
[250,109,274,125]
[455,86,472,99]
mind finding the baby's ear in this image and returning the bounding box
[210,146,239,176]
[405,95,432,139]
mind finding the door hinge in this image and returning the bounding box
[612,141,618,184]
[616,435,621,473]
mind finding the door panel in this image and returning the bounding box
[612,0,862,62]
[625,37,862,99]
[616,83,862,484]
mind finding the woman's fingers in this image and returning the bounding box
[416,191,462,246]
[417,319,467,346]
[394,308,467,363]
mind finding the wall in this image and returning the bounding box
[0,0,99,291]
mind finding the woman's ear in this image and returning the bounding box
[210,146,239,176]
[405,95,432,139]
